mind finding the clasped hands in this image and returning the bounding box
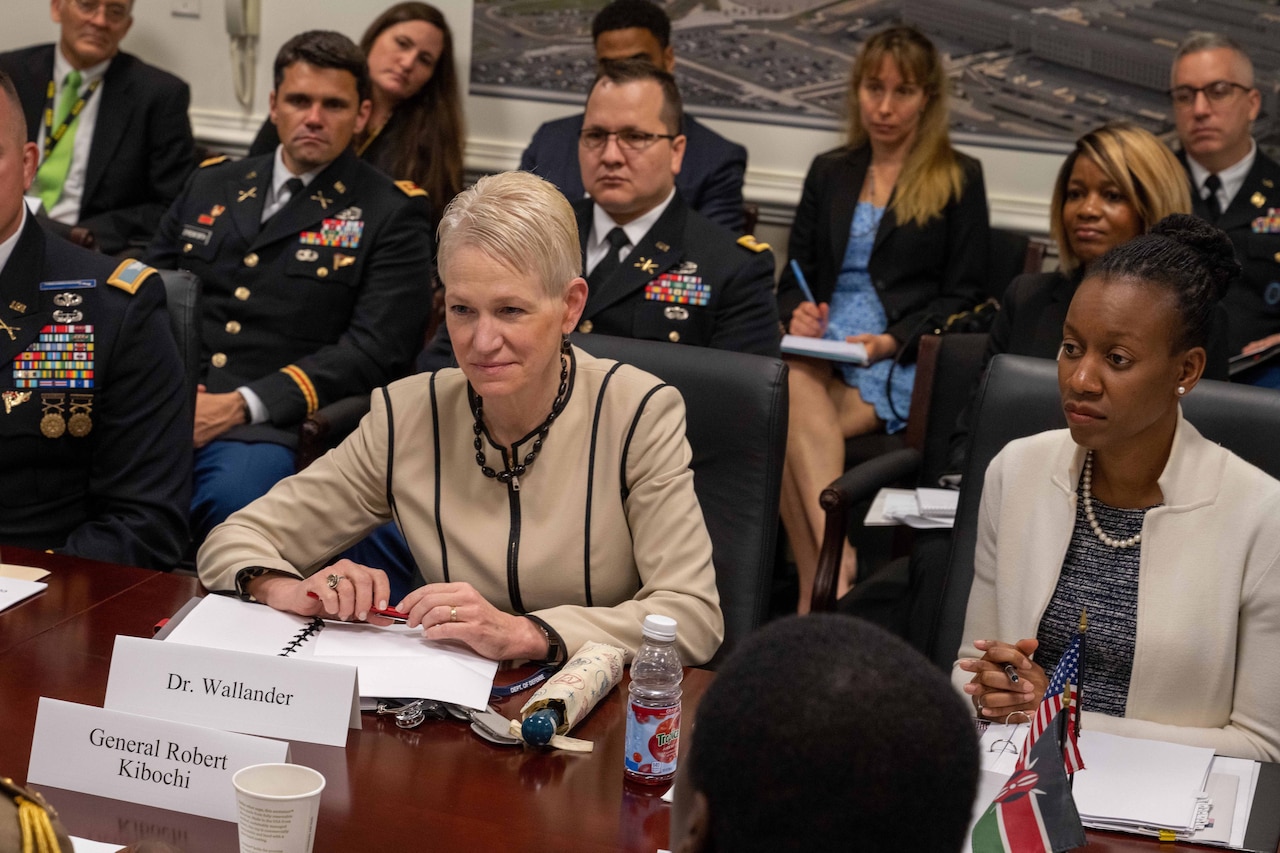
[789,301,898,363]
[248,559,548,662]
[957,638,1049,720]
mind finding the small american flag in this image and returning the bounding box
[1017,632,1085,774]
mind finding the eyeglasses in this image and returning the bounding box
[579,128,677,151]
[69,0,131,24]
[1169,81,1252,108]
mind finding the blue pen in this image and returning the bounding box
[789,260,818,305]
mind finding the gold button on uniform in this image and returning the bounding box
[1274,252,1280,263]
[211,352,227,368]
[225,320,242,334]
[317,267,329,278]
[244,253,259,268]
[668,330,681,343]
[234,287,251,301]
[579,320,593,334]
[183,243,193,253]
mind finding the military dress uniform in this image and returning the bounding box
[1182,149,1280,357]
[570,194,779,357]
[0,215,190,570]
[146,147,434,538]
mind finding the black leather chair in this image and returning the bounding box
[809,333,989,615]
[929,353,1280,669]
[571,333,788,669]
[155,268,202,418]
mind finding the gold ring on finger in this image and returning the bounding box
[450,605,458,623]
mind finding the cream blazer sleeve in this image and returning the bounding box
[528,384,724,665]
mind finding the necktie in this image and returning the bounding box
[588,227,630,289]
[36,70,83,212]
[263,177,304,222]
[1203,174,1222,223]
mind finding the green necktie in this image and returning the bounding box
[36,69,83,212]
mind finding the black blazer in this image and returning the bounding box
[0,44,196,255]
[776,145,989,361]
[1180,148,1280,353]
[989,270,1231,379]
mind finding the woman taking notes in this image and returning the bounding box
[955,216,1280,761]
[197,172,724,666]
[250,3,465,220]
[777,26,989,611]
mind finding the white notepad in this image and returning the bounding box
[1072,732,1214,833]
[163,595,499,709]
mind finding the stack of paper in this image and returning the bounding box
[1073,732,1215,838]
[865,487,959,528]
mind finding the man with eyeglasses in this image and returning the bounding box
[1171,32,1280,387]
[0,0,195,256]
[572,58,778,355]
[519,0,748,233]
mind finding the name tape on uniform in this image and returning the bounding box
[105,635,360,748]
[27,697,288,822]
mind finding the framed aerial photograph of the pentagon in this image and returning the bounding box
[469,0,1279,154]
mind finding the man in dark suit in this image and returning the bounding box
[147,31,434,541]
[1171,33,1280,386]
[0,69,189,570]
[519,0,748,233]
[573,59,777,356]
[0,0,195,255]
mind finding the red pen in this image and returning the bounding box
[306,591,410,623]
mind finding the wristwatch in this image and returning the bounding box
[527,616,564,666]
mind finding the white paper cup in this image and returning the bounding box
[232,763,325,853]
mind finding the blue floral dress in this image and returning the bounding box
[824,201,914,433]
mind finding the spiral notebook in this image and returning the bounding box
[161,594,326,657]
[160,594,499,709]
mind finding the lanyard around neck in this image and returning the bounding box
[42,77,102,159]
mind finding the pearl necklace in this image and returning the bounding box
[1081,451,1142,549]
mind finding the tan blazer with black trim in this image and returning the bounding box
[198,348,725,665]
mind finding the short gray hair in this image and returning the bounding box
[1172,32,1254,86]
[437,172,583,298]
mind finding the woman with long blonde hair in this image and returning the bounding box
[778,26,989,612]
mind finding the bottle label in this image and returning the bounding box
[624,701,680,777]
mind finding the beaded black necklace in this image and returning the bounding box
[471,351,569,491]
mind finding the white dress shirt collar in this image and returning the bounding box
[586,189,676,275]
[1186,140,1256,214]
[0,208,27,276]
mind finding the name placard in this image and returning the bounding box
[27,698,288,821]
[104,636,360,748]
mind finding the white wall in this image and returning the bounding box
[4,1,1062,234]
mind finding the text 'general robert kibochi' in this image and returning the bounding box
[89,727,230,789]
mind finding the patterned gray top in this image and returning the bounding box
[1035,483,1159,717]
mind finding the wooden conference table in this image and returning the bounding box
[0,547,1265,852]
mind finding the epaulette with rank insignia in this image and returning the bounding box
[0,776,73,853]
[395,180,429,198]
[199,154,230,168]
[737,234,771,253]
[107,259,158,294]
